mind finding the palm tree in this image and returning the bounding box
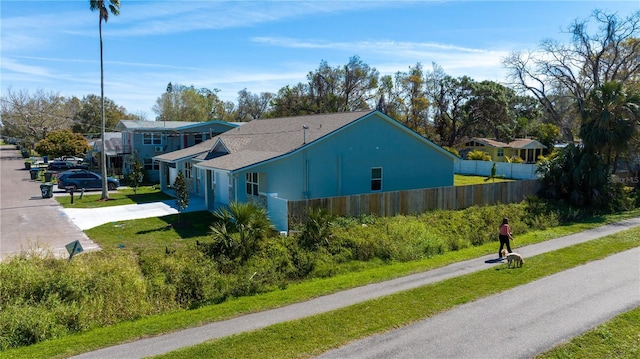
[89,0,120,200]
[580,81,640,171]
[209,202,275,262]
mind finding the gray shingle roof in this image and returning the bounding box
[194,110,375,171]
[115,120,237,132]
[153,139,216,162]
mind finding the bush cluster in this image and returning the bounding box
[0,200,596,350]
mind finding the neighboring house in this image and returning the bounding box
[458,137,546,163]
[89,132,125,175]
[114,120,239,182]
[155,110,459,226]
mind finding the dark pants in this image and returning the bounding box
[498,234,512,257]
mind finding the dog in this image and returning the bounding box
[501,249,525,268]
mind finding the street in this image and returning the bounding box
[0,145,99,260]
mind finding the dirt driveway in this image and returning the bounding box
[0,145,99,261]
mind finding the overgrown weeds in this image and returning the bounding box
[0,200,637,350]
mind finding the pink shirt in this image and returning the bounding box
[499,224,511,236]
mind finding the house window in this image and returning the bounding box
[144,158,159,171]
[246,172,259,196]
[371,167,382,191]
[194,133,203,144]
[497,149,504,157]
[185,162,193,179]
[143,133,162,145]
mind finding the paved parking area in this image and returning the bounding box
[0,145,99,261]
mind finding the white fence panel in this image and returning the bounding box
[454,160,539,180]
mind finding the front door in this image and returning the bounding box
[216,171,229,205]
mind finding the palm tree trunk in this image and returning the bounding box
[99,18,109,200]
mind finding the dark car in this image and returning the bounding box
[57,170,119,191]
[47,161,88,172]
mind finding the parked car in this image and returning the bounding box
[57,170,119,191]
[47,160,88,172]
[58,156,85,164]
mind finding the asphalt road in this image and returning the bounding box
[318,248,640,359]
[0,145,99,260]
[72,217,640,359]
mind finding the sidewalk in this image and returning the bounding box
[62,196,206,230]
[71,216,640,359]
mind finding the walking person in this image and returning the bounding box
[498,217,514,259]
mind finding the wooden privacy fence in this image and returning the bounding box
[287,179,541,225]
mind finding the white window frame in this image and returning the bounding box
[371,167,382,191]
[246,172,259,196]
[185,162,193,179]
[143,133,162,145]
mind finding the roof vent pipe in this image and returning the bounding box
[302,125,309,144]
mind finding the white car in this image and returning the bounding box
[57,156,85,164]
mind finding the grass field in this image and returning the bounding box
[55,186,173,208]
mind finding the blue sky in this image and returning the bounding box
[2,1,638,119]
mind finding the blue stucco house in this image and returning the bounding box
[155,110,458,229]
[114,120,238,182]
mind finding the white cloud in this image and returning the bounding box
[108,1,392,37]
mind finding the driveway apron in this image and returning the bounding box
[0,145,99,260]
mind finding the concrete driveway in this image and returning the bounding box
[0,145,99,260]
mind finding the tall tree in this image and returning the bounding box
[270,56,378,117]
[580,81,640,170]
[0,89,74,149]
[72,94,139,134]
[90,0,120,200]
[153,84,231,122]
[504,9,640,142]
[425,74,474,147]
[236,89,273,121]
[340,55,379,111]
[464,80,518,141]
[393,63,431,136]
[269,83,313,117]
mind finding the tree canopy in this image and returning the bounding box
[34,129,91,159]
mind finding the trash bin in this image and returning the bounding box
[21,150,29,158]
[29,167,39,180]
[44,171,53,182]
[40,182,54,198]
[25,161,32,170]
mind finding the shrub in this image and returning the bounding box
[298,207,335,250]
[207,202,276,264]
[466,149,492,161]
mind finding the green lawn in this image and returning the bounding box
[55,186,173,208]
[454,173,514,185]
[84,211,214,253]
[536,306,640,359]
